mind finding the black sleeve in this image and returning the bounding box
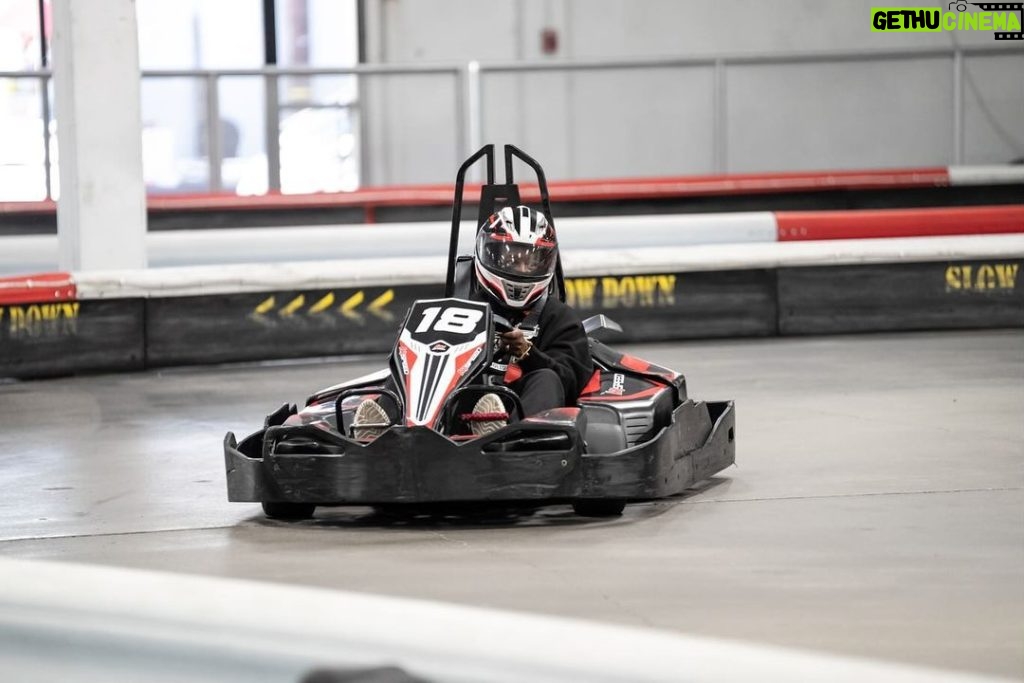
[517,299,594,402]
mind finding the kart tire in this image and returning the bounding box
[572,499,626,517]
[262,501,316,520]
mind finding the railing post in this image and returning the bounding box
[455,68,466,163]
[952,49,964,165]
[264,71,282,192]
[464,61,482,180]
[40,74,53,200]
[205,73,223,192]
[712,58,727,174]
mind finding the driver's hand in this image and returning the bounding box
[501,328,532,359]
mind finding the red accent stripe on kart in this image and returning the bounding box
[776,205,1024,241]
[579,369,602,396]
[0,272,77,305]
[399,341,417,426]
[579,386,665,403]
[618,355,651,373]
[503,363,523,383]
[460,411,510,422]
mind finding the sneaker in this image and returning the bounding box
[469,393,508,437]
[352,399,390,441]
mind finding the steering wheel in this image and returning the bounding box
[484,313,536,384]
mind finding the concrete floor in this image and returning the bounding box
[1,330,1021,679]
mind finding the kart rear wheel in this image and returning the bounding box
[262,501,316,520]
[572,499,626,517]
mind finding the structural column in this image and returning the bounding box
[52,0,147,270]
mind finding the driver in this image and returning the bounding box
[352,205,593,439]
[467,205,593,434]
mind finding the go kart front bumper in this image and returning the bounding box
[224,400,735,505]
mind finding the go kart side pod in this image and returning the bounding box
[567,398,735,517]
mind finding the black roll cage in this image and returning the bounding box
[444,144,567,302]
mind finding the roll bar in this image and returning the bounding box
[444,144,566,302]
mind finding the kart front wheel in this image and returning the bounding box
[572,499,626,517]
[262,501,316,520]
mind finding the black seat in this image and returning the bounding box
[451,255,475,299]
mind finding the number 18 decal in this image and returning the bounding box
[414,306,484,334]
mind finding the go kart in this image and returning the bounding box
[223,145,736,519]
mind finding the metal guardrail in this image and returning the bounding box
[1,44,1021,200]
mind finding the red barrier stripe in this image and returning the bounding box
[143,168,954,209]
[0,199,54,214]
[0,167,951,216]
[540,167,950,201]
[776,205,1024,241]
[0,272,77,305]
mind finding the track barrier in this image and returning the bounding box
[1,206,1021,379]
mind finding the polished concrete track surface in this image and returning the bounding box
[1,330,1021,679]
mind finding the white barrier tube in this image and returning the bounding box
[948,165,1024,186]
[0,558,1008,683]
[0,212,778,275]
[564,234,1024,275]
[68,234,1024,300]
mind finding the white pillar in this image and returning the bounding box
[52,0,147,271]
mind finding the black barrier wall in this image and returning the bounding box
[0,299,144,378]
[145,271,776,367]
[146,284,444,366]
[565,270,777,340]
[778,260,1023,334]
[0,259,1020,379]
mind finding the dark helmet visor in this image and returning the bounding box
[477,236,557,281]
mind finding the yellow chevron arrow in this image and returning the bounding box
[367,289,395,322]
[339,291,365,324]
[279,294,305,316]
[308,292,335,314]
[253,296,276,315]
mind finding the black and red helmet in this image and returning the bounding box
[474,206,557,309]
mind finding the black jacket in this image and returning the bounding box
[499,296,594,402]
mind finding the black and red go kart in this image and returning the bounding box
[223,145,736,519]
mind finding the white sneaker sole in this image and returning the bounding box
[470,393,508,437]
[353,400,391,441]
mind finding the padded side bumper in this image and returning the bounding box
[224,431,265,502]
[572,400,736,499]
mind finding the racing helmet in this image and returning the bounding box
[474,205,557,310]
